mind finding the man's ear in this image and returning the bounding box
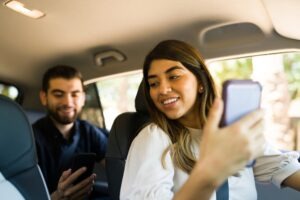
[39,91,47,106]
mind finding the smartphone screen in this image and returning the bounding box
[220,79,262,167]
[220,79,262,127]
[71,153,96,185]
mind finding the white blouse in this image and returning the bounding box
[120,123,300,200]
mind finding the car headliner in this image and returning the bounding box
[0,0,300,109]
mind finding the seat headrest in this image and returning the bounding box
[134,80,148,114]
[0,95,35,177]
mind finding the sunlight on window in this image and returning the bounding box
[96,71,142,130]
[0,83,19,100]
[88,52,300,149]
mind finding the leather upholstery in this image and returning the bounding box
[0,95,50,200]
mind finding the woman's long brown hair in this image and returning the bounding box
[143,40,217,173]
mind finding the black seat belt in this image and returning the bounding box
[216,179,229,200]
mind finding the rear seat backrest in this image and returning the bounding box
[105,80,150,200]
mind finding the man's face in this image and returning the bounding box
[40,78,85,125]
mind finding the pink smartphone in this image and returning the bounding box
[220,79,262,167]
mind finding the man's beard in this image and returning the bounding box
[47,106,79,125]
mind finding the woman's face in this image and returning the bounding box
[147,59,202,128]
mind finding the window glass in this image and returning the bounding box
[88,52,300,151]
[94,71,142,130]
[208,52,300,151]
[0,82,20,102]
[80,83,105,129]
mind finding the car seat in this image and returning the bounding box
[105,80,150,200]
[0,95,50,200]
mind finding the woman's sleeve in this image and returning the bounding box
[253,144,300,188]
[120,124,175,200]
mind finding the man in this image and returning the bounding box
[32,65,108,200]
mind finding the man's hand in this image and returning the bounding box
[51,167,96,200]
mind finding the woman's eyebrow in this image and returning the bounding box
[165,66,183,73]
[147,66,183,80]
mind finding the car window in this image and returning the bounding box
[85,52,300,152]
[0,82,21,103]
[86,70,142,130]
[80,83,106,129]
[208,52,300,151]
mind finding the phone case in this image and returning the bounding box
[71,153,96,184]
[220,79,262,127]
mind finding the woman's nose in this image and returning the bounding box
[159,81,172,94]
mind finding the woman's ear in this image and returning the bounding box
[198,85,204,93]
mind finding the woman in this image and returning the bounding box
[120,40,300,200]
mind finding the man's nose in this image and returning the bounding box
[61,94,73,105]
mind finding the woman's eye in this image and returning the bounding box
[170,75,179,80]
[149,82,158,88]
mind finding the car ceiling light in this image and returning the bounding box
[4,0,45,19]
[94,50,126,67]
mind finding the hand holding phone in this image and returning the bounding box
[220,79,262,167]
[71,153,96,185]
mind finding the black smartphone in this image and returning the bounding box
[71,153,96,185]
[220,79,262,167]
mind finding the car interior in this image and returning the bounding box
[0,0,300,199]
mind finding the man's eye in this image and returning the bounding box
[72,93,80,97]
[53,93,63,98]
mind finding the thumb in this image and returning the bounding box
[203,98,223,135]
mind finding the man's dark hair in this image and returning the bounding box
[42,65,84,92]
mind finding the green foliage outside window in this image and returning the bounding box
[283,53,300,100]
[208,58,253,92]
[210,53,300,101]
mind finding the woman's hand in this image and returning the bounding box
[198,98,265,187]
[174,98,265,200]
[51,167,96,200]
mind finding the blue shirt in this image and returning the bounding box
[32,116,108,193]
